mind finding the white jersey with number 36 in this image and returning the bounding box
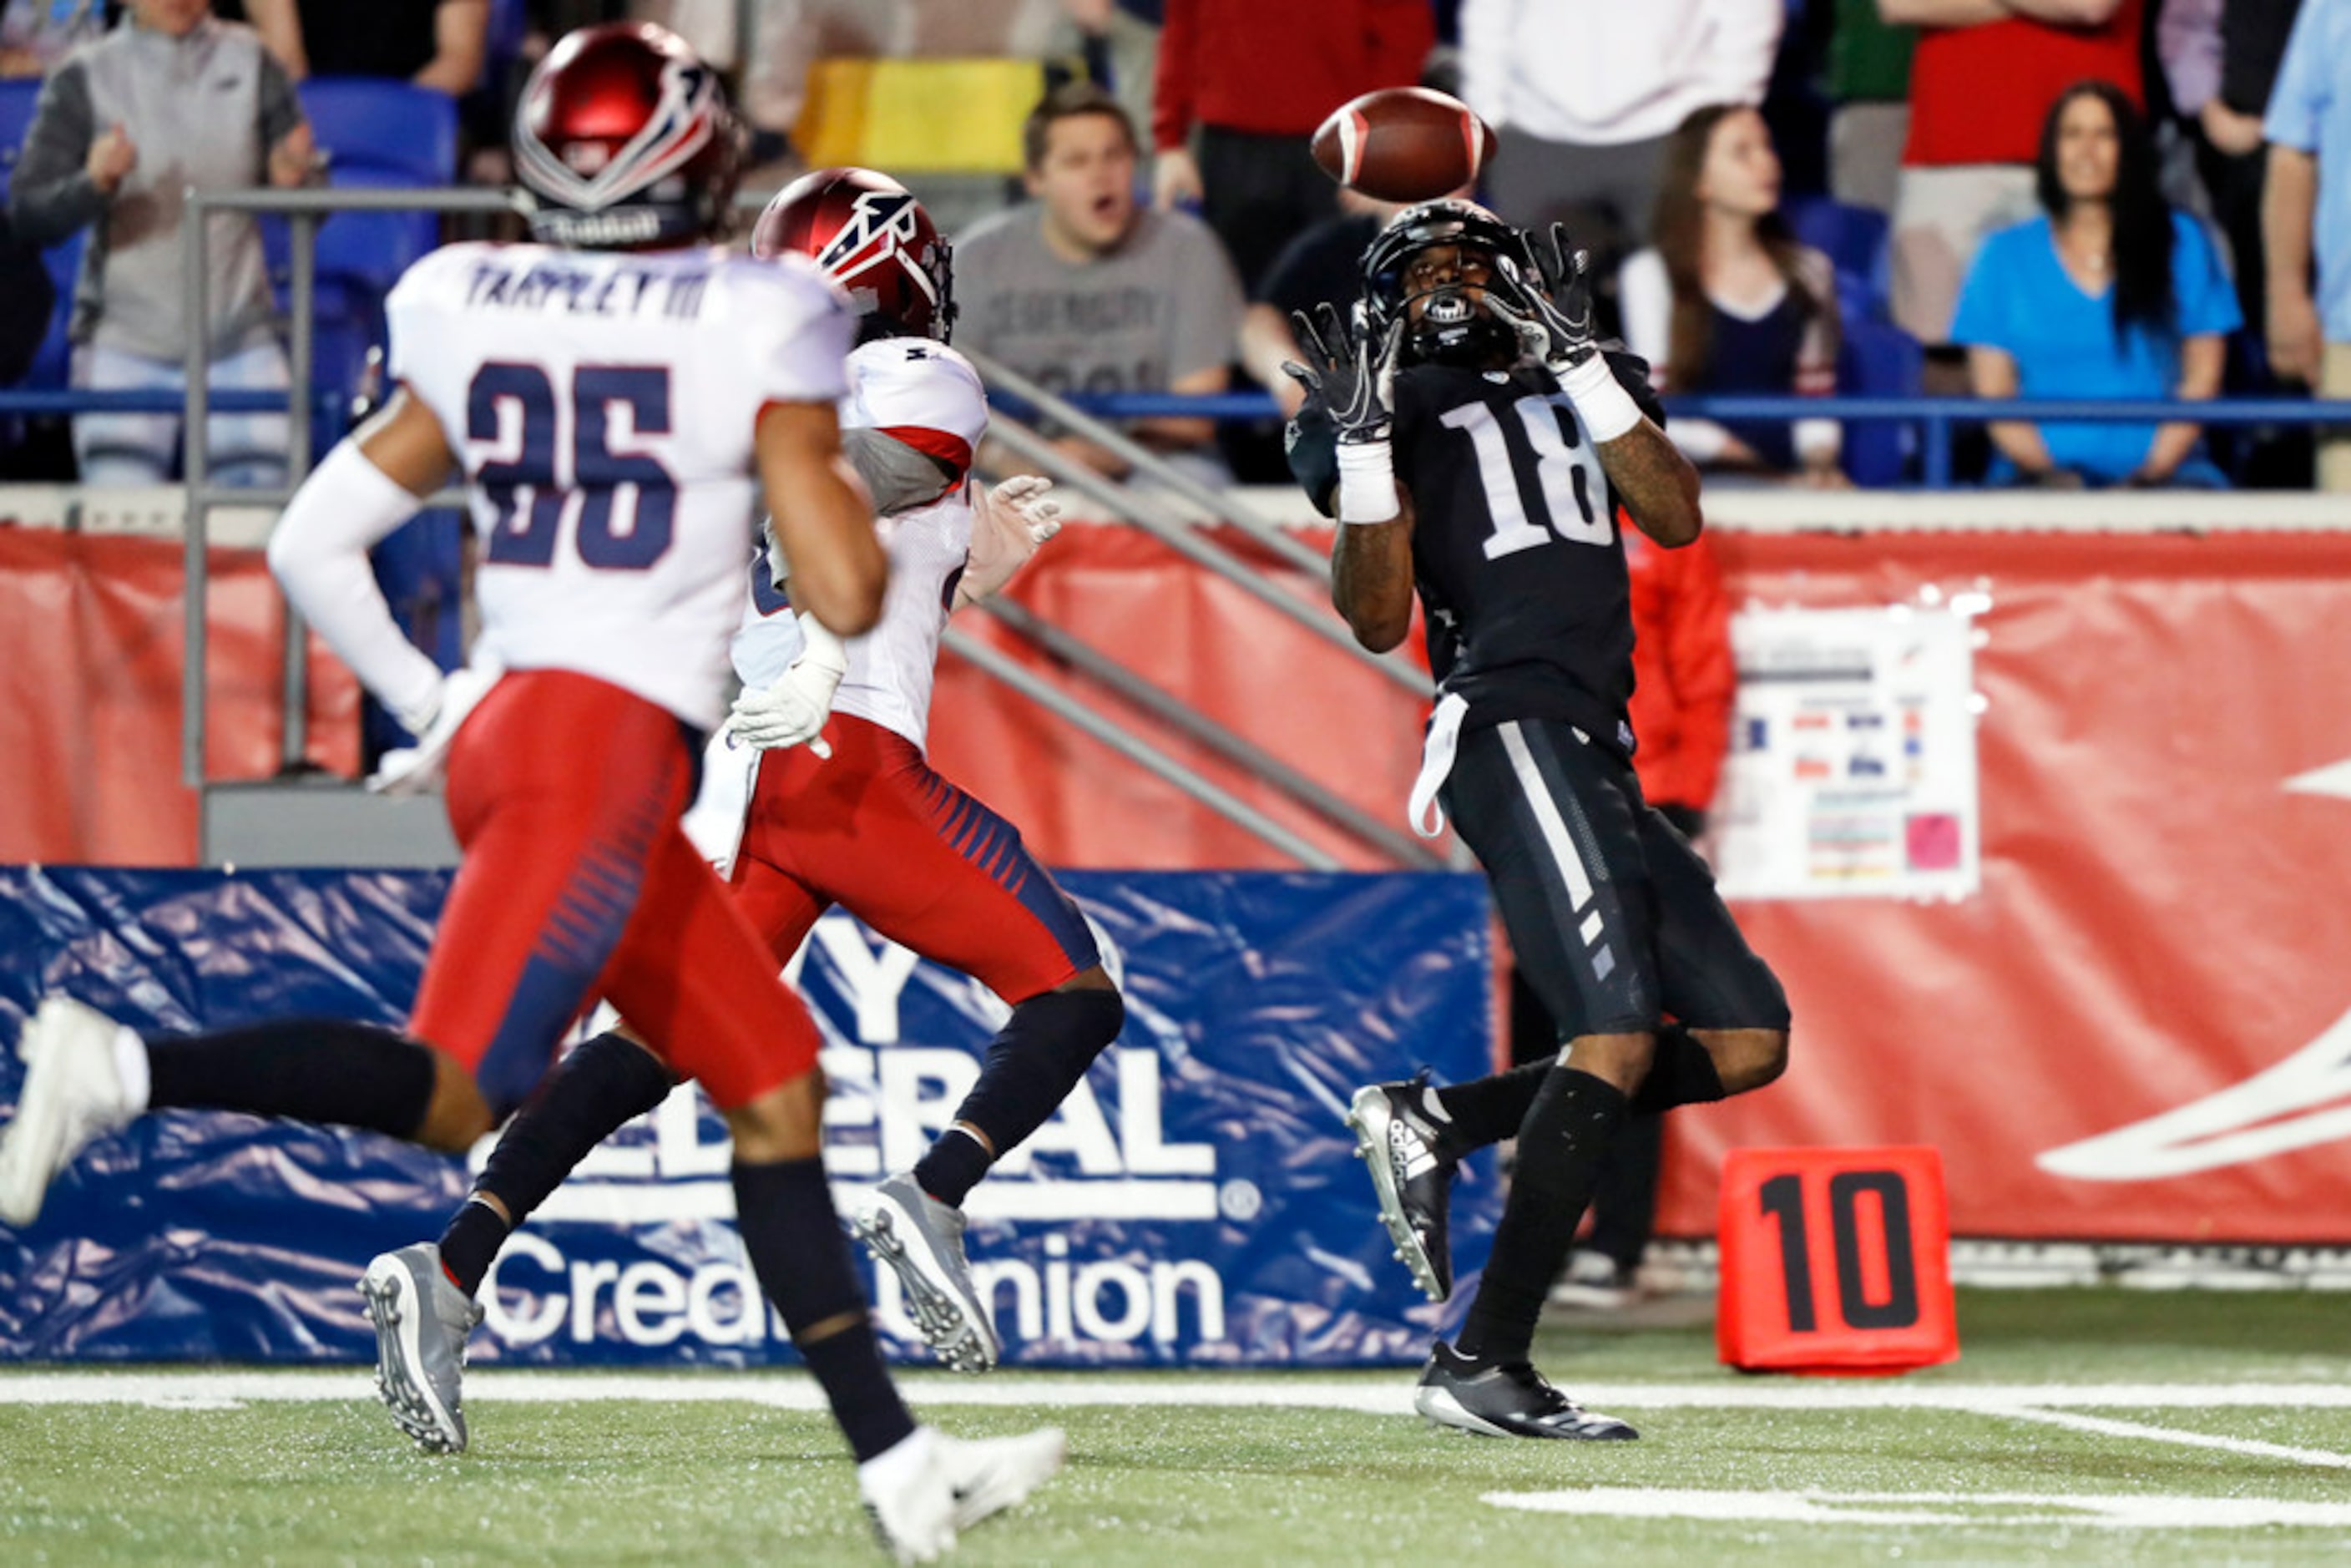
[387,240,855,731]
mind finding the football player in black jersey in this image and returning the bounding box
[1284,201,1792,1440]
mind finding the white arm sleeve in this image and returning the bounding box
[265,440,444,731]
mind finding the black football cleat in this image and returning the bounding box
[1413,1340,1639,1440]
[1346,1080,1458,1301]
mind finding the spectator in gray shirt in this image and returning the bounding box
[9,0,316,486]
[956,80,1245,483]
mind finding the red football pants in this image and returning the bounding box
[407,670,821,1112]
[726,713,1099,1001]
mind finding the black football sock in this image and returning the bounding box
[916,988,1125,1207]
[1433,1023,1727,1147]
[731,1156,917,1464]
[469,1029,676,1230]
[1425,1060,1551,1155]
[144,1019,438,1138]
[1454,1066,1628,1366]
[1626,1024,1727,1115]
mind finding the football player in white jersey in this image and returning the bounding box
[0,29,1059,1562]
[379,169,1125,1392]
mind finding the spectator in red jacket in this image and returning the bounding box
[1625,527,1736,838]
[1879,0,2144,354]
[1512,522,1736,1309]
[1150,0,1433,291]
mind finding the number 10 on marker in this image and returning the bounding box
[1716,1146,1959,1373]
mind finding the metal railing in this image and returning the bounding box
[1067,389,2351,491]
[176,185,526,788]
[114,184,1426,868]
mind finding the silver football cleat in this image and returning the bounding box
[855,1172,1000,1373]
[361,1242,486,1454]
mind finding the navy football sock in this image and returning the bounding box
[437,1199,509,1297]
[731,1156,916,1463]
[1455,1066,1628,1365]
[144,1019,438,1138]
[471,1030,676,1227]
[912,1126,993,1208]
[916,988,1124,1206]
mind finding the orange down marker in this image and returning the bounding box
[1716,1146,1958,1373]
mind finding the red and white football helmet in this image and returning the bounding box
[753,167,956,344]
[513,22,740,250]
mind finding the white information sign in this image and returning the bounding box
[1711,605,1980,901]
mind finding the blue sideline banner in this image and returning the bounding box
[0,867,1497,1367]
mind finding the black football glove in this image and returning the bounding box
[1282,300,1402,446]
[1489,221,1599,372]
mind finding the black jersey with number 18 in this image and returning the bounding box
[1391,350,1665,756]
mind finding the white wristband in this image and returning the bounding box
[1559,354,1643,444]
[1336,439,1401,524]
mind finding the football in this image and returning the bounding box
[1310,87,1497,204]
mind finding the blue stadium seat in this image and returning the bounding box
[0,77,81,392]
[281,82,458,424]
[0,78,36,174]
[297,78,456,295]
[487,0,528,79]
[1838,316,1923,486]
[1783,195,1892,321]
[300,78,461,185]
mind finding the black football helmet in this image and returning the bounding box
[513,22,741,250]
[752,167,955,345]
[1360,199,1532,368]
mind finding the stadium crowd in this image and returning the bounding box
[0,0,2341,496]
[1,0,2344,492]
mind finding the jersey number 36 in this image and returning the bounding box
[468,362,678,570]
[1442,392,1614,560]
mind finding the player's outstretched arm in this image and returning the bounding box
[756,399,887,638]
[1493,225,1703,547]
[1287,301,1418,651]
[1594,417,1702,549]
[1332,493,1418,652]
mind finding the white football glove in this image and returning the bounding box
[368,656,502,796]
[956,474,1064,609]
[726,615,848,757]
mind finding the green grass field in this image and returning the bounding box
[7,1289,2351,1565]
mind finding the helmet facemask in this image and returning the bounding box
[1362,200,1530,369]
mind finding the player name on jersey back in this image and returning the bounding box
[455,253,717,321]
[387,240,856,732]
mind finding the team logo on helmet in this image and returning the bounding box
[755,168,955,341]
[514,42,726,240]
[816,191,943,316]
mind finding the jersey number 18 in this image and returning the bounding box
[1441,392,1613,560]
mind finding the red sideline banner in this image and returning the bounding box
[934,529,2351,1246]
[0,530,361,864]
[12,523,2351,1244]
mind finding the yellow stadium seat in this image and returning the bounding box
[796,58,1064,175]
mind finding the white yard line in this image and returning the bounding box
[1483,1489,2351,1530]
[1980,1404,2351,1469]
[6,1372,2351,1415]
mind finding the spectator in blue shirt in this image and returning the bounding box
[1953,79,2240,488]
[2263,0,2351,490]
